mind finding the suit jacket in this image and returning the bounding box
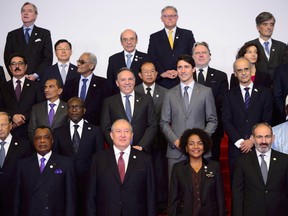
[168,159,225,216]
[246,39,287,78]
[222,85,273,158]
[232,149,288,216]
[160,82,218,159]
[62,74,112,125]
[0,136,31,216]
[0,66,6,83]
[4,25,53,78]
[28,100,68,141]
[148,27,195,89]
[101,91,157,151]
[107,50,150,94]
[86,147,156,216]
[41,63,79,87]
[15,153,77,216]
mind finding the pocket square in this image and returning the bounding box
[35,38,42,42]
[55,169,62,174]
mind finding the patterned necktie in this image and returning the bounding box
[80,78,88,101]
[126,54,132,68]
[198,69,205,84]
[183,86,189,111]
[60,64,67,83]
[0,142,6,168]
[40,157,46,173]
[260,154,268,184]
[25,28,30,44]
[48,103,56,126]
[15,80,21,102]
[264,41,270,56]
[168,30,174,49]
[125,95,132,122]
[146,87,152,96]
[118,152,125,183]
[72,125,80,153]
[244,87,250,109]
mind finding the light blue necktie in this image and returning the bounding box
[0,142,6,168]
[264,41,270,56]
[125,95,132,122]
[126,54,132,68]
[25,28,30,44]
[80,78,88,101]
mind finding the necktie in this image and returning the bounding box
[244,87,250,109]
[168,30,174,49]
[15,80,21,102]
[264,41,270,56]
[118,152,125,183]
[72,125,80,153]
[183,86,189,111]
[260,154,268,184]
[60,64,67,83]
[48,103,56,126]
[40,157,46,173]
[0,142,6,168]
[24,28,30,44]
[80,78,88,101]
[125,95,132,122]
[146,87,152,96]
[126,54,132,68]
[198,69,205,84]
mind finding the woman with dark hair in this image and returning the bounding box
[230,42,272,89]
[168,128,225,216]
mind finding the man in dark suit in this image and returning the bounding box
[222,57,273,179]
[0,112,31,216]
[246,12,287,79]
[28,79,68,141]
[62,52,111,126]
[15,126,77,216]
[4,2,53,80]
[86,119,156,216]
[53,97,104,215]
[0,54,45,139]
[192,41,228,161]
[148,6,196,89]
[107,29,150,94]
[101,67,157,151]
[41,39,79,87]
[232,123,288,216]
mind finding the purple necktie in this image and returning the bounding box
[48,103,56,126]
[15,80,21,101]
[40,157,46,173]
[118,152,125,183]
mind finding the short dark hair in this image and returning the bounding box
[54,39,72,50]
[139,61,156,73]
[45,78,62,89]
[177,54,195,68]
[252,122,272,137]
[34,126,53,138]
[9,53,27,65]
[21,2,38,15]
[67,97,85,108]
[256,12,275,25]
[116,67,135,80]
[237,42,262,63]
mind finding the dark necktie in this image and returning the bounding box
[60,64,67,83]
[244,87,250,109]
[264,41,270,56]
[125,95,132,122]
[118,152,125,183]
[146,87,152,96]
[15,80,21,102]
[39,157,46,173]
[80,78,88,101]
[48,103,56,126]
[0,142,6,168]
[25,28,30,44]
[260,154,268,184]
[72,125,80,153]
[198,69,205,84]
[126,54,132,68]
[183,86,189,111]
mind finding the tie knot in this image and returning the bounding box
[264,41,269,46]
[120,152,124,157]
[126,54,132,58]
[16,80,21,84]
[146,87,151,92]
[244,87,250,92]
[61,64,67,68]
[168,30,173,34]
[184,86,189,92]
[125,95,131,100]
[0,142,6,147]
[74,124,79,129]
[25,28,30,33]
[260,154,266,159]
[40,157,46,163]
[49,103,56,108]
[82,78,88,84]
[199,69,204,73]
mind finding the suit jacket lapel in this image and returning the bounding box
[122,148,137,184]
[247,86,259,112]
[19,79,31,102]
[266,150,277,185]
[250,151,265,184]
[175,85,187,114]
[153,85,161,106]
[85,75,97,103]
[234,86,246,112]
[41,102,49,126]
[173,27,180,49]
[161,29,172,50]
[2,138,18,168]
[52,100,66,127]
[187,83,201,115]
[108,148,122,184]
[132,92,143,122]
[116,94,129,121]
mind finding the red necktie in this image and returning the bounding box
[118,152,125,183]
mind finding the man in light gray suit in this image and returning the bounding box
[160,54,217,180]
[28,78,67,141]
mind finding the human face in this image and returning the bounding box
[253,124,274,153]
[0,114,12,141]
[55,42,72,63]
[177,60,195,85]
[110,120,133,151]
[121,30,137,53]
[9,56,27,79]
[234,59,252,86]
[192,45,211,67]
[67,99,86,123]
[116,70,135,95]
[77,54,94,77]
[34,128,53,156]
[244,46,258,64]
[161,8,178,30]
[138,63,158,86]
[186,134,204,159]
[257,18,275,40]
[21,4,37,26]
[44,80,62,102]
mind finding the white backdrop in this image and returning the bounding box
[0,0,287,81]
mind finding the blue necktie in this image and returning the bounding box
[0,142,6,168]
[264,41,270,56]
[80,78,88,101]
[25,28,30,44]
[126,54,132,68]
[244,87,250,109]
[125,95,132,122]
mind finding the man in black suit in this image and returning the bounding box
[0,112,31,216]
[53,96,104,215]
[101,67,157,151]
[222,57,273,179]
[232,123,288,216]
[86,119,156,216]
[4,2,53,80]
[62,52,111,126]
[246,12,287,79]
[41,39,79,87]
[107,29,150,94]
[192,41,228,161]
[0,54,45,139]
[15,126,77,216]
[148,6,196,89]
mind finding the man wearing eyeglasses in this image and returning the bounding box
[107,29,150,94]
[148,6,196,89]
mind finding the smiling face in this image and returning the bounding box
[34,128,53,156]
[121,29,137,53]
[177,60,195,85]
[116,70,135,95]
[186,134,204,159]
[244,45,258,64]
[233,58,252,86]
[110,119,133,151]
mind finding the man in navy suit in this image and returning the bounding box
[86,119,157,216]
[41,39,79,87]
[148,6,196,89]
[4,2,53,80]
[107,29,150,94]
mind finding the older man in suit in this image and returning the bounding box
[148,6,195,89]
[160,54,218,180]
[107,29,150,94]
[232,123,288,216]
[4,2,52,80]
[86,119,156,216]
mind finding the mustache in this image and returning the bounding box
[14,67,21,71]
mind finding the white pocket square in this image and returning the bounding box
[35,38,42,42]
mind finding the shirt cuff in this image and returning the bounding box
[235,139,244,148]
